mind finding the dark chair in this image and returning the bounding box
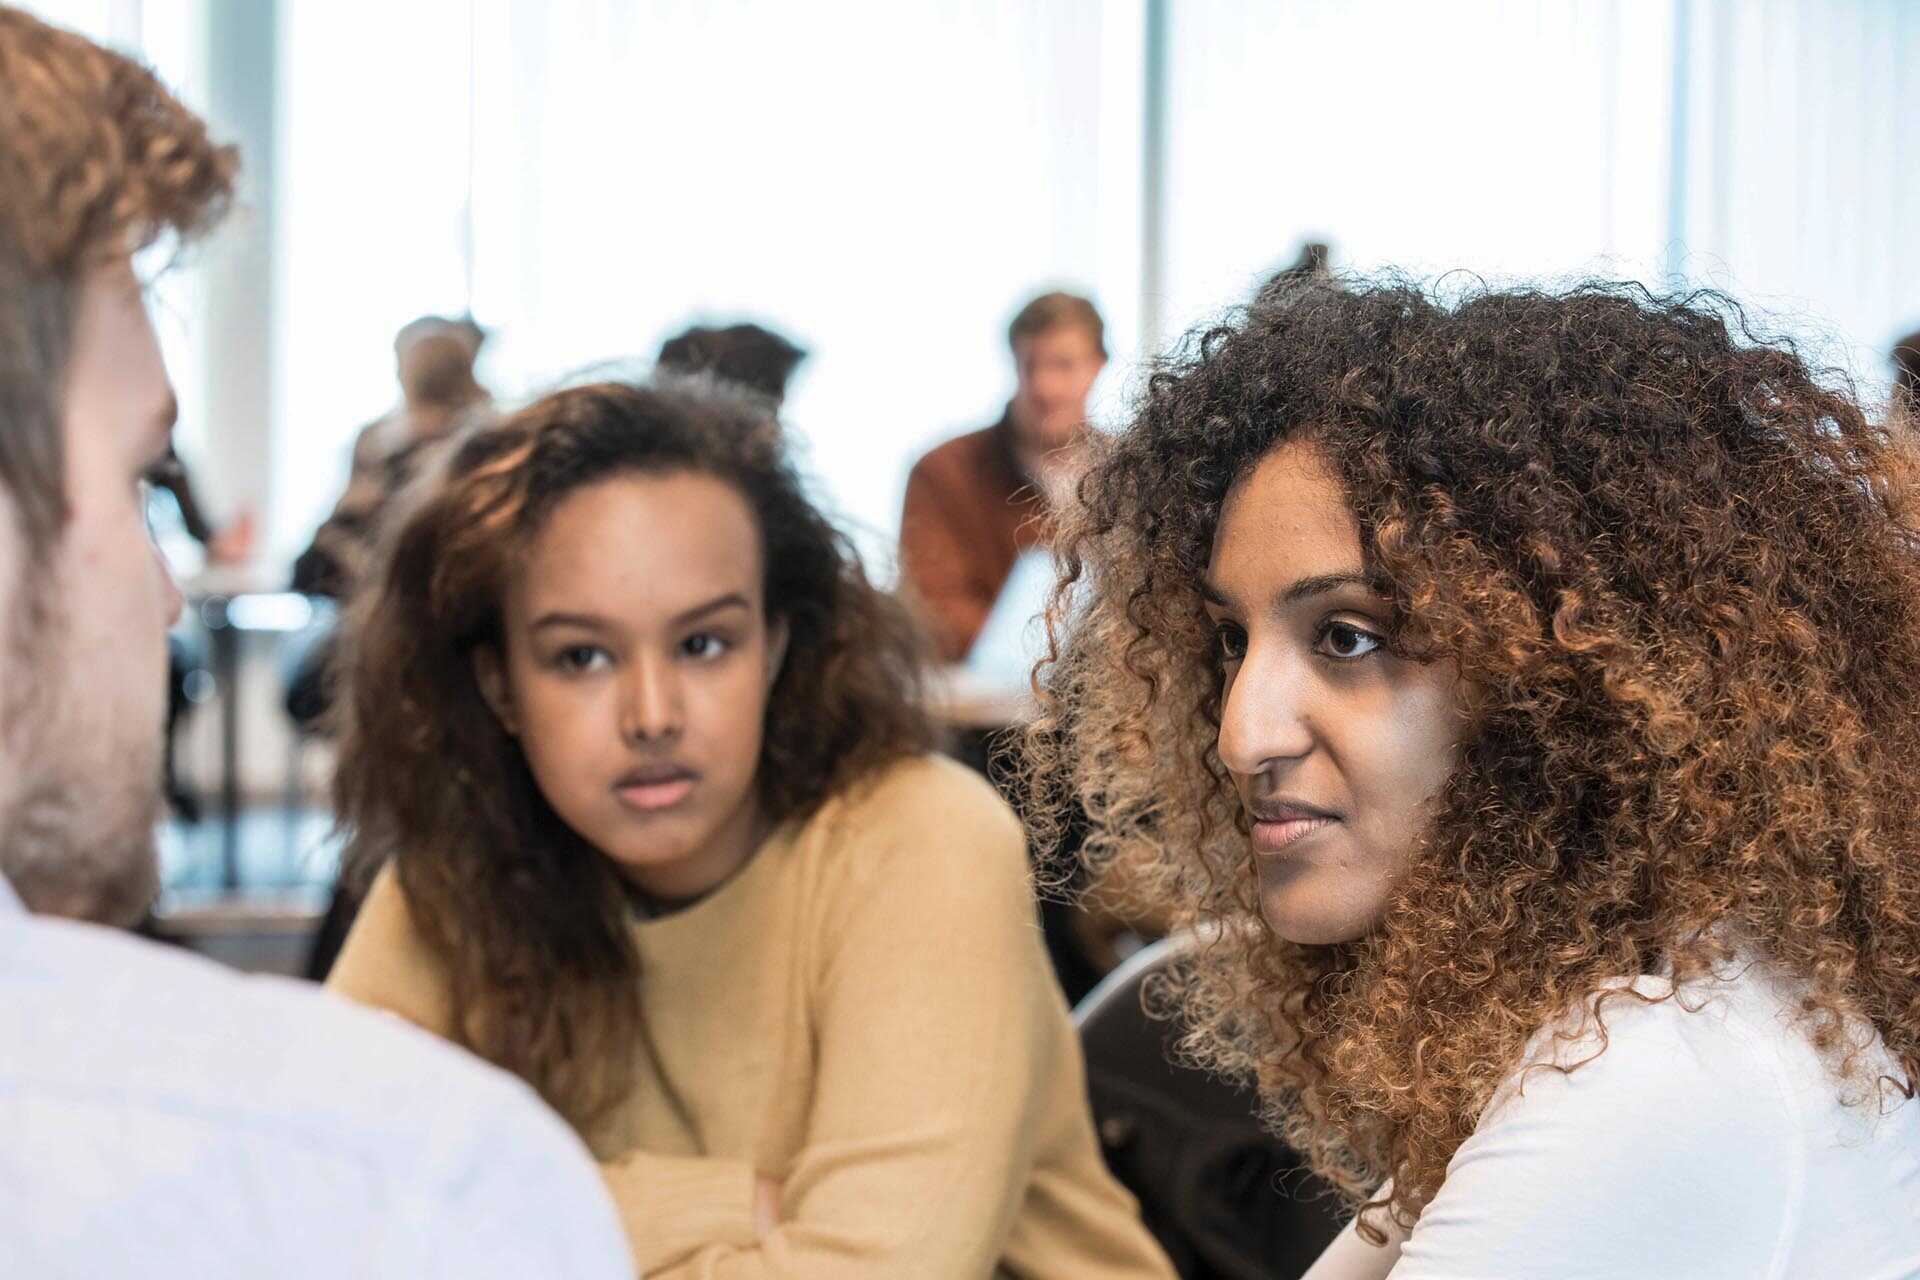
[165,632,210,822]
[1074,936,1346,1280]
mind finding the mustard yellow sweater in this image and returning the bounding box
[328,755,1175,1279]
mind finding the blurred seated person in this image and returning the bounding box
[291,315,491,601]
[285,315,491,727]
[1894,326,1919,421]
[901,293,1121,1001]
[147,448,253,820]
[900,290,1105,663]
[657,320,806,408]
[149,446,255,567]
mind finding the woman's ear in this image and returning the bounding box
[764,616,790,692]
[472,644,520,736]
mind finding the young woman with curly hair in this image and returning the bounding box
[323,377,1172,1279]
[1025,277,1920,1277]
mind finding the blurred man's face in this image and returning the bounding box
[1009,323,1104,454]
[397,333,478,412]
[0,257,182,923]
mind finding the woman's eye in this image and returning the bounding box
[681,632,730,661]
[1213,621,1248,664]
[555,645,608,673]
[1315,621,1383,661]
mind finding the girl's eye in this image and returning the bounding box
[1315,620,1384,661]
[1213,621,1248,664]
[681,632,730,661]
[555,645,608,673]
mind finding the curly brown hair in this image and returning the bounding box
[333,378,936,1138]
[0,5,235,549]
[1024,276,1920,1237]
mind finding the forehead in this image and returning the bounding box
[511,470,762,619]
[1208,439,1362,588]
[64,258,172,449]
[1014,324,1100,362]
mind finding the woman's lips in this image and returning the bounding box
[614,769,696,813]
[1247,799,1340,855]
[1251,815,1337,854]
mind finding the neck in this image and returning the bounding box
[1009,416,1073,474]
[620,797,771,913]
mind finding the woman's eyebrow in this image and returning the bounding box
[1201,570,1376,610]
[1280,571,1375,604]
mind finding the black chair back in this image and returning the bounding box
[1074,936,1346,1280]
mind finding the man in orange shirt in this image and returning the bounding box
[900,291,1106,662]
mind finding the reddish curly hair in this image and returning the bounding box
[1023,276,1920,1237]
[0,5,234,549]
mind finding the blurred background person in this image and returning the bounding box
[1259,239,1335,306]
[148,447,253,821]
[656,320,807,409]
[899,290,1106,664]
[284,313,492,728]
[1894,327,1920,421]
[290,314,491,602]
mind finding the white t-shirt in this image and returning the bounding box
[1391,957,1920,1279]
[0,876,632,1279]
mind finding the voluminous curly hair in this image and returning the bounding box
[1023,276,1920,1237]
[333,378,935,1139]
[0,5,235,550]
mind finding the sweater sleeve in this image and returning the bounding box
[899,456,996,662]
[635,764,1060,1278]
[600,1152,761,1272]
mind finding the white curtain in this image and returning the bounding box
[271,0,476,554]
[1669,0,1920,388]
[224,0,1920,554]
[1158,0,1918,396]
[272,0,1142,569]
[1157,0,1679,336]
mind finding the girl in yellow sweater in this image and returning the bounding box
[324,378,1172,1279]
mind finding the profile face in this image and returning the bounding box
[478,470,787,902]
[0,257,181,924]
[1203,439,1465,945]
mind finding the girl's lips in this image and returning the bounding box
[616,778,694,812]
[614,773,696,812]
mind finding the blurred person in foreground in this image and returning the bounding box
[0,9,629,1274]
[900,290,1106,663]
[657,320,807,409]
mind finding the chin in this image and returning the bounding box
[598,828,697,876]
[1257,886,1373,947]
